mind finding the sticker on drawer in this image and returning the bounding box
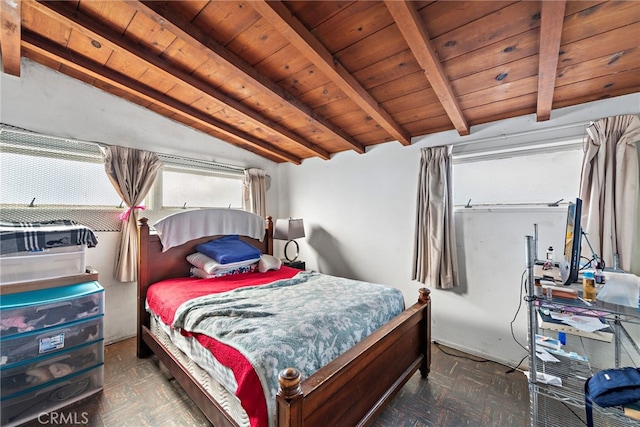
[39,333,65,353]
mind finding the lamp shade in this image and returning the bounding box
[274,218,305,240]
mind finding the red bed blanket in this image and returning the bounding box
[146,266,300,427]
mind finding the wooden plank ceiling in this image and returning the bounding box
[1,1,639,164]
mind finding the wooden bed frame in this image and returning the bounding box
[137,216,431,427]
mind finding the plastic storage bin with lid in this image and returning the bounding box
[0,245,86,285]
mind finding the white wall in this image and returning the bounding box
[1,58,281,344]
[83,232,133,343]
[0,59,276,169]
[278,93,640,368]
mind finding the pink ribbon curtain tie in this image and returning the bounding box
[119,205,146,221]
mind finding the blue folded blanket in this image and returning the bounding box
[196,235,262,264]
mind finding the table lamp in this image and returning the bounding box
[273,218,305,262]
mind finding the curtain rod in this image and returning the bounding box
[1,123,99,146]
[452,121,591,148]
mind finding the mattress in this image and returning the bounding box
[149,315,251,426]
[145,267,300,427]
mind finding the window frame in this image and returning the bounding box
[0,125,247,231]
[147,164,244,210]
[451,137,585,209]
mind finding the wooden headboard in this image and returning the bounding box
[136,215,273,356]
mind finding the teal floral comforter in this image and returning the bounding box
[172,270,405,420]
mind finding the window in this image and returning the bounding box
[1,125,246,230]
[153,155,244,210]
[0,129,120,207]
[451,137,584,207]
[160,169,242,209]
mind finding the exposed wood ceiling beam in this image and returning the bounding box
[22,31,301,164]
[536,0,566,122]
[384,1,469,136]
[31,1,312,163]
[0,0,21,76]
[250,0,412,146]
[127,0,361,157]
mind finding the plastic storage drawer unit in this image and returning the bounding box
[0,340,104,398]
[0,316,103,368]
[0,246,86,285]
[0,364,104,427]
[0,281,103,339]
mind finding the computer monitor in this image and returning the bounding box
[561,198,582,285]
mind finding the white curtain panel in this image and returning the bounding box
[243,168,267,219]
[413,146,458,288]
[580,114,640,275]
[101,145,162,282]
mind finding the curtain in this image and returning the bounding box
[413,146,458,288]
[101,145,162,282]
[243,168,266,218]
[580,115,640,275]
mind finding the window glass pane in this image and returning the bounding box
[162,170,242,209]
[0,151,121,206]
[452,149,583,206]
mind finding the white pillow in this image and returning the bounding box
[258,254,282,273]
[187,252,259,274]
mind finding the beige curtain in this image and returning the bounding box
[243,168,266,218]
[101,146,162,282]
[413,146,458,288]
[579,114,640,275]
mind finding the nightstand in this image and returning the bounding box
[283,260,305,270]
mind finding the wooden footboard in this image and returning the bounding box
[277,289,431,427]
[141,289,430,427]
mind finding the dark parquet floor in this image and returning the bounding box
[18,338,530,427]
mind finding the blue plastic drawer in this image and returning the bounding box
[1,340,103,398]
[0,364,103,427]
[0,316,103,368]
[0,281,103,338]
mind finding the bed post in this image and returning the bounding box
[418,287,431,378]
[277,367,303,427]
[137,217,152,358]
[266,216,274,255]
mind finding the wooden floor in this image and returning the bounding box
[19,338,530,426]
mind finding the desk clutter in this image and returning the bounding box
[595,271,640,309]
[525,224,640,426]
[532,270,640,346]
[536,305,613,343]
[529,294,640,426]
[533,264,640,310]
